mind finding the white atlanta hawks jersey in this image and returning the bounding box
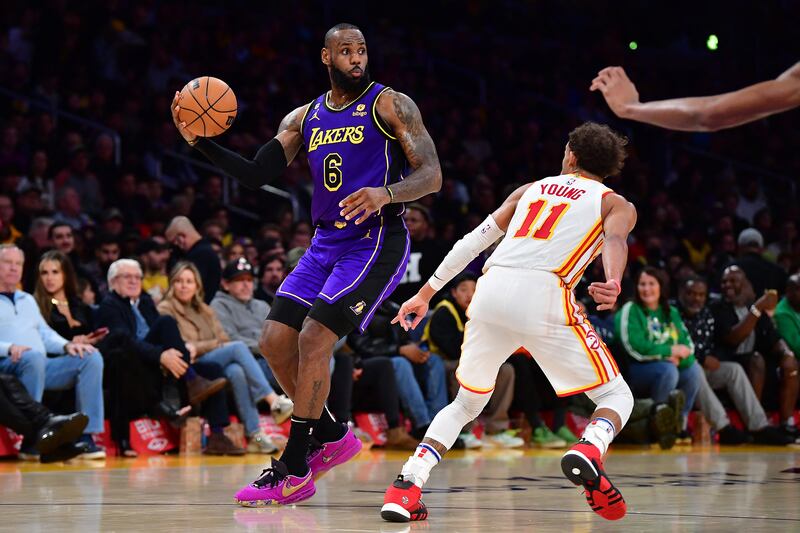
[485,173,612,289]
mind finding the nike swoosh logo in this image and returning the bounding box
[321,447,343,464]
[281,474,312,498]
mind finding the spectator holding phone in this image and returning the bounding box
[0,244,105,460]
[34,250,108,345]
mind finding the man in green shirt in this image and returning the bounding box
[775,274,800,357]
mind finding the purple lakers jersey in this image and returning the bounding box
[301,82,408,230]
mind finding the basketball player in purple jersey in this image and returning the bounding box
[171,23,441,505]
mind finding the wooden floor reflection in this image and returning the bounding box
[1,444,799,532]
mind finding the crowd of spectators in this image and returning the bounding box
[1,1,800,458]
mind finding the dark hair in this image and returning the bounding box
[95,233,121,248]
[567,122,628,178]
[633,266,672,323]
[292,220,312,234]
[259,253,286,273]
[202,219,223,231]
[34,250,80,326]
[259,222,281,235]
[224,241,245,261]
[325,23,362,47]
[76,277,92,295]
[258,237,282,256]
[47,222,73,240]
[406,203,432,224]
[449,272,477,291]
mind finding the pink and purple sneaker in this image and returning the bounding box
[307,424,363,479]
[235,458,316,507]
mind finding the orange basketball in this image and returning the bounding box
[178,76,237,137]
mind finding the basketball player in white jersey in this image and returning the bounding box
[380,122,637,523]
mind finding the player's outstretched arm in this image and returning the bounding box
[591,63,800,132]
[171,92,308,189]
[589,193,637,311]
[392,185,530,330]
[339,91,443,225]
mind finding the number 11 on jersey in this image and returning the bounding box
[513,199,569,240]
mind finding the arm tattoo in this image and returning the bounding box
[382,91,442,202]
[279,106,305,135]
[277,104,308,164]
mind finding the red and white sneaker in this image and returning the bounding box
[561,440,626,520]
[380,476,429,522]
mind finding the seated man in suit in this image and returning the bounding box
[97,258,243,455]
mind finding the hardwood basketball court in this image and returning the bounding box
[1,445,798,531]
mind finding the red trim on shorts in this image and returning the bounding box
[563,287,608,382]
[556,380,606,397]
[456,374,494,394]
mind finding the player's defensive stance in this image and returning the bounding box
[381,122,637,522]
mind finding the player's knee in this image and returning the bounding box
[454,386,492,421]
[259,321,295,363]
[258,325,273,358]
[586,376,634,428]
[298,320,337,360]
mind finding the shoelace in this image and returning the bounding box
[252,467,285,489]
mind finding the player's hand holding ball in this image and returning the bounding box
[171,76,238,144]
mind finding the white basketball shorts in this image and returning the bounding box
[455,266,620,397]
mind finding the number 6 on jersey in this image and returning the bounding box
[513,199,570,240]
[324,153,343,191]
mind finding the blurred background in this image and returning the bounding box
[1,0,798,296]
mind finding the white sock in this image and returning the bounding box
[784,415,796,427]
[400,444,441,488]
[581,417,615,455]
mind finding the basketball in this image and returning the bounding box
[177,76,237,137]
